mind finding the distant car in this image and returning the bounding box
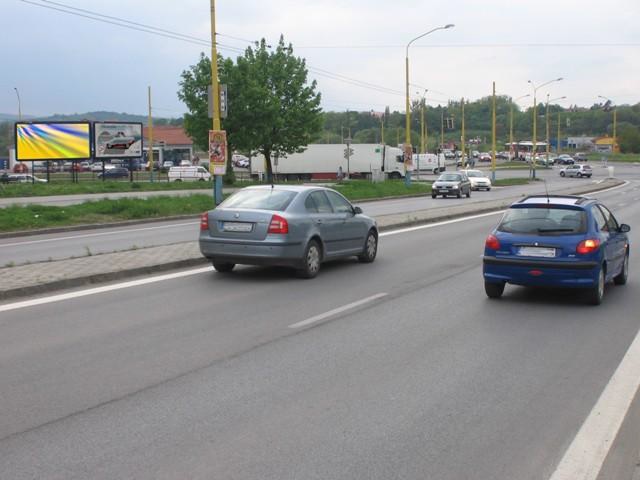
[0,173,47,183]
[483,195,630,305]
[235,158,250,169]
[478,152,492,162]
[163,161,174,169]
[179,160,192,167]
[199,185,378,278]
[496,151,510,160]
[431,172,472,198]
[560,164,592,178]
[98,167,130,179]
[91,162,115,172]
[573,152,589,162]
[553,154,575,165]
[106,136,136,150]
[464,169,492,191]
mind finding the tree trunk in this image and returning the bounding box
[264,148,273,183]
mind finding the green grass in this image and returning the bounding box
[493,177,531,186]
[333,180,431,201]
[587,152,640,163]
[0,195,215,233]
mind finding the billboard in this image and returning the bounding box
[15,122,91,161]
[94,122,143,158]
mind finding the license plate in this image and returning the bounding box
[222,222,253,232]
[517,246,556,258]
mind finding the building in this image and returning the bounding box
[141,126,194,166]
[567,136,595,150]
[593,136,618,153]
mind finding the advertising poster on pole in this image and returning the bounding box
[209,130,228,175]
[403,144,414,171]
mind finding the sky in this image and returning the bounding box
[1,0,639,118]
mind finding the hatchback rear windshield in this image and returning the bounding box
[497,206,587,235]
[219,189,297,211]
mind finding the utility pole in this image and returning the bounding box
[491,82,496,181]
[557,110,561,154]
[210,0,223,204]
[460,98,465,168]
[147,86,154,182]
[440,108,444,151]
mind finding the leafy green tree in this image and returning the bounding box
[618,124,640,153]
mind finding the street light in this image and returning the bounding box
[14,87,22,121]
[598,95,617,154]
[509,94,529,160]
[405,23,454,185]
[545,95,566,163]
[528,77,563,178]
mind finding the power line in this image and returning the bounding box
[296,43,640,49]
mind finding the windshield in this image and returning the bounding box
[219,189,297,211]
[466,171,484,178]
[497,207,587,235]
[438,174,461,181]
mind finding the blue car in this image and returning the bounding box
[483,195,630,305]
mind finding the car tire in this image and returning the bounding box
[614,253,629,285]
[587,267,605,305]
[457,191,462,198]
[212,261,235,273]
[431,193,437,199]
[560,171,565,177]
[466,189,471,198]
[577,172,582,178]
[485,281,505,299]
[358,229,378,263]
[297,240,322,279]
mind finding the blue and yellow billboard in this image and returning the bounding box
[15,122,91,161]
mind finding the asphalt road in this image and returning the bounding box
[0,183,639,479]
[2,163,638,266]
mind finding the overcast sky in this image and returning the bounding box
[1,0,639,118]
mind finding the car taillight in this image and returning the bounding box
[485,234,500,250]
[576,238,600,255]
[268,214,289,234]
[200,212,209,231]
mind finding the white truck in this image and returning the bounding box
[250,144,409,180]
[168,166,211,182]
[412,153,447,175]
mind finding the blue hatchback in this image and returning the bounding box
[483,195,630,305]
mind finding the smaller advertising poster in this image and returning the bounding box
[94,122,143,158]
[403,144,414,171]
[209,130,228,175]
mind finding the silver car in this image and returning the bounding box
[199,185,378,278]
[431,172,472,198]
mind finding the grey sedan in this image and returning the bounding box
[199,185,378,278]
[431,172,472,198]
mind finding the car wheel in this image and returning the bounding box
[577,172,582,178]
[358,229,378,263]
[485,281,505,299]
[466,189,471,198]
[587,267,605,305]
[212,261,235,273]
[457,191,462,198]
[487,187,491,191]
[431,193,437,199]
[560,171,565,177]
[614,253,629,285]
[297,240,321,279]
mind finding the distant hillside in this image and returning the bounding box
[0,111,183,125]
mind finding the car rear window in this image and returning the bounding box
[497,206,587,235]
[220,189,297,211]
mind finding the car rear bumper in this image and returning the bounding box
[199,235,305,267]
[483,256,599,288]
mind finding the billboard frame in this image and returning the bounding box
[93,121,144,159]
[14,121,92,162]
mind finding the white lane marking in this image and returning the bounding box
[548,327,640,480]
[380,210,505,237]
[0,221,199,247]
[0,267,212,313]
[288,293,388,329]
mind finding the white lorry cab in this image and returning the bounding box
[168,166,211,182]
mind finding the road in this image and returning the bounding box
[2,163,638,266]
[0,182,638,479]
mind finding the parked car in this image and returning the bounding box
[553,154,575,165]
[199,185,378,278]
[573,152,589,162]
[478,152,492,162]
[559,164,592,178]
[0,173,47,183]
[431,172,472,198]
[162,161,174,169]
[97,167,130,179]
[464,169,492,191]
[483,195,630,305]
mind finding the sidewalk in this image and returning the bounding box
[0,178,624,301]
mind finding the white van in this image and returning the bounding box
[168,166,211,182]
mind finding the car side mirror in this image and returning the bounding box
[353,206,363,215]
[619,224,631,233]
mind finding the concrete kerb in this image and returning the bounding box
[0,178,625,302]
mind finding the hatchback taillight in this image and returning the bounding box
[268,214,289,234]
[485,234,500,250]
[200,212,209,231]
[576,238,600,255]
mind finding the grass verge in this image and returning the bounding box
[493,177,531,186]
[333,180,431,201]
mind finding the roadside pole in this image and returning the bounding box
[210,0,224,205]
[148,86,154,183]
[491,82,496,182]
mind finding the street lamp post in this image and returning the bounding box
[528,77,563,179]
[404,24,454,186]
[14,88,22,121]
[509,94,529,160]
[598,95,617,155]
[545,95,566,164]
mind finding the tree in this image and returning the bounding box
[618,124,640,153]
[178,36,322,183]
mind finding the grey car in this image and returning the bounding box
[199,185,378,278]
[431,172,472,198]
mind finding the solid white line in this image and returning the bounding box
[0,266,212,314]
[288,293,387,329]
[548,328,640,480]
[0,221,199,247]
[380,210,505,237]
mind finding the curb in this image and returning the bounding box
[0,178,625,302]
